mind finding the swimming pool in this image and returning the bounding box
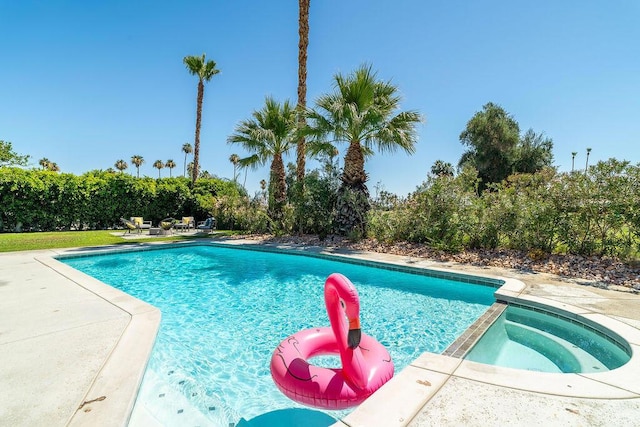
[61,243,497,425]
[465,304,631,373]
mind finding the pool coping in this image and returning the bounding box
[4,239,640,426]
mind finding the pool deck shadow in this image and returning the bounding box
[1,239,639,426]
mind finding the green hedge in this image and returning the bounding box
[0,169,243,232]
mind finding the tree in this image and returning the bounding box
[571,151,578,172]
[431,160,454,177]
[153,160,164,178]
[0,140,29,167]
[228,97,298,223]
[114,159,128,173]
[305,64,423,236]
[184,53,220,185]
[47,162,60,172]
[585,147,592,173]
[39,157,51,170]
[459,102,520,189]
[165,159,176,177]
[459,103,553,189]
[181,142,193,177]
[131,155,144,178]
[296,0,311,188]
[511,129,554,174]
[229,154,240,182]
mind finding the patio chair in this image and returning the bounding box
[197,217,217,233]
[120,217,140,234]
[174,216,195,232]
[130,217,152,230]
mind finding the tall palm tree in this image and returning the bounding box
[585,147,592,173]
[39,157,50,170]
[229,154,240,182]
[296,0,310,187]
[131,155,144,178]
[571,151,578,172]
[115,159,128,173]
[165,159,176,177]
[184,54,220,185]
[305,64,423,235]
[153,160,164,178]
[228,97,298,223]
[181,142,193,177]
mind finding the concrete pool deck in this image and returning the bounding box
[0,240,639,426]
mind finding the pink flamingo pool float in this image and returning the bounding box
[270,273,394,409]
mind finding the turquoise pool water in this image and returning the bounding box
[62,244,496,425]
[465,305,631,373]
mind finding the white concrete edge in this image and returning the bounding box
[35,252,162,427]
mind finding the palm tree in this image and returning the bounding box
[153,160,164,178]
[165,159,176,177]
[296,0,311,187]
[585,147,592,173]
[181,142,193,177]
[571,151,577,172]
[131,155,144,178]
[114,159,128,173]
[305,64,423,235]
[229,154,240,182]
[260,179,268,204]
[38,157,50,170]
[187,161,194,178]
[48,162,60,172]
[228,97,298,223]
[184,54,220,185]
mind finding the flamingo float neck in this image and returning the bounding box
[324,273,368,389]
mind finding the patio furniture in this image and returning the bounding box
[174,216,195,232]
[120,217,141,234]
[158,218,175,235]
[197,217,217,233]
[130,217,152,230]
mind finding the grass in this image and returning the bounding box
[0,230,239,253]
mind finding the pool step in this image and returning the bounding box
[503,320,607,373]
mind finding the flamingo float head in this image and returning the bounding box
[325,273,362,349]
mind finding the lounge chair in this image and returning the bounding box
[197,217,217,233]
[120,217,141,234]
[174,216,195,232]
[130,217,152,230]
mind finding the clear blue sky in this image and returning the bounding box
[2,1,639,197]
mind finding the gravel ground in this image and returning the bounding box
[225,234,640,292]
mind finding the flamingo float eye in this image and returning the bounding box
[340,299,345,309]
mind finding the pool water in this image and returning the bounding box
[465,305,631,373]
[62,244,496,425]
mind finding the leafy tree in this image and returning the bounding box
[0,140,29,167]
[48,162,60,172]
[114,159,128,173]
[228,97,298,225]
[181,142,193,177]
[184,53,220,185]
[459,102,520,189]
[511,129,554,174]
[430,160,454,177]
[459,103,554,190]
[305,64,422,236]
[165,159,176,177]
[131,155,144,178]
[153,160,164,178]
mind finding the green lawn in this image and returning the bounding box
[0,230,234,253]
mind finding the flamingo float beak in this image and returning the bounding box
[348,317,361,349]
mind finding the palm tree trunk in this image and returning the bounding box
[192,80,204,185]
[336,140,370,237]
[296,0,310,187]
[269,153,287,222]
[342,140,368,189]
